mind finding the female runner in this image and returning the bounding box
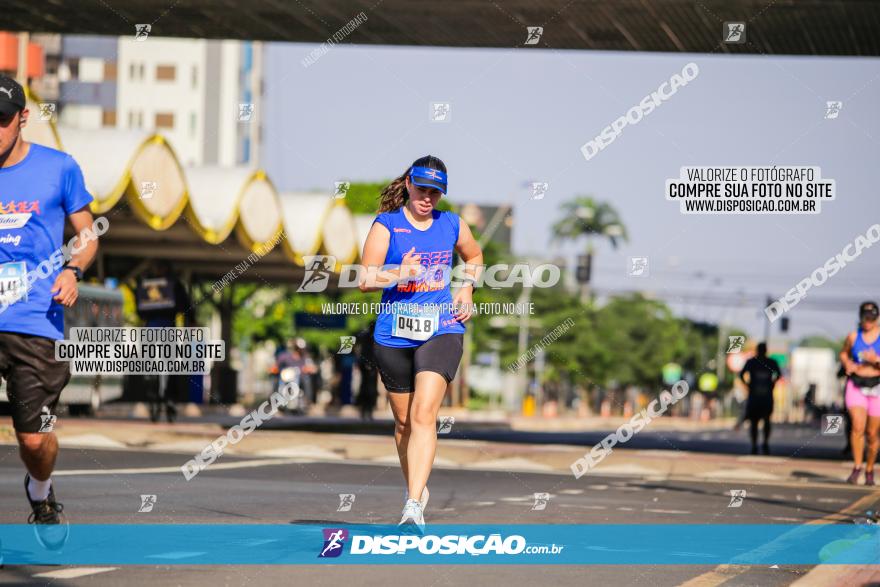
[359,155,483,529]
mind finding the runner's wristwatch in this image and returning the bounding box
[63,264,83,281]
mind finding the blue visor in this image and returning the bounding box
[410,166,447,194]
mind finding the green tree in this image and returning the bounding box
[551,196,627,300]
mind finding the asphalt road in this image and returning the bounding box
[96,411,851,460]
[0,443,875,586]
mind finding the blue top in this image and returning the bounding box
[372,208,465,348]
[0,143,93,340]
[852,328,880,363]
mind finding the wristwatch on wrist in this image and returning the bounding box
[63,264,83,282]
[461,277,478,290]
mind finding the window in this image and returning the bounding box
[155,112,174,129]
[129,63,135,79]
[67,58,79,79]
[191,65,198,89]
[189,112,196,138]
[104,61,117,81]
[102,110,117,127]
[156,64,176,81]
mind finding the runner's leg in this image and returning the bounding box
[865,415,880,473]
[849,406,868,471]
[388,391,413,486]
[405,371,447,504]
[749,417,759,453]
[17,431,58,485]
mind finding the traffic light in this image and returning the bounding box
[576,254,591,284]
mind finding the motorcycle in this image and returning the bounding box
[277,366,309,414]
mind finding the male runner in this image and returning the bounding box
[0,75,98,539]
[739,342,781,455]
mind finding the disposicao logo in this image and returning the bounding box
[319,528,348,558]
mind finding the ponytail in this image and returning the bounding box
[377,171,409,213]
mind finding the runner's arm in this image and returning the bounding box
[840,332,857,374]
[66,205,99,273]
[51,206,98,306]
[451,218,483,323]
[739,361,749,385]
[454,217,483,285]
[358,222,417,292]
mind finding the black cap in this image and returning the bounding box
[860,301,879,320]
[0,75,26,116]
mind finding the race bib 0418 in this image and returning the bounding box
[392,304,439,341]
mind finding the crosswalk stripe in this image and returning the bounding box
[33,567,117,579]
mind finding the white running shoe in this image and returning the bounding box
[399,498,425,532]
[419,487,430,513]
[405,487,430,514]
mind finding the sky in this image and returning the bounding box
[262,42,880,343]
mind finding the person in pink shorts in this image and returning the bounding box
[840,301,880,485]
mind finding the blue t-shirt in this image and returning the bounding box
[372,208,466,348]
[0,143,93,340]
[852,328,880,363]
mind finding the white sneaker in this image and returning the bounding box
[405,487,430,514]
[399,498,425,532]
[419,487,429,513]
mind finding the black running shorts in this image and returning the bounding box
[0,332,70,433]
[373,333,464,392]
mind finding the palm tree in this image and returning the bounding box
[552,196,628,301]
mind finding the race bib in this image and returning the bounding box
[863,384,880,398]
[0,261,27,306]
[392,304,438,341]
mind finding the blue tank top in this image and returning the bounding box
[372,208,466,348]
[852,328,880,363]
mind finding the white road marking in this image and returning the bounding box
[817,497,848,504]
[736,456,788,464]
[616,507,635,511]
[33,567,117,579]
[559,504,607,510]
[636,450,685,458]
[696,468,782,481]
[591,463,662,476]
[644,508,691,514]
[471,501,496,506]
[463,457,553,472]
[53,457,316,476]
[559,489,584,495]
[59,435,127,449]
[256,445,343,460]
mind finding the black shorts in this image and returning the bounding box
[745,394,773,421]
[373,333,464,392]
[0,332,70,433]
